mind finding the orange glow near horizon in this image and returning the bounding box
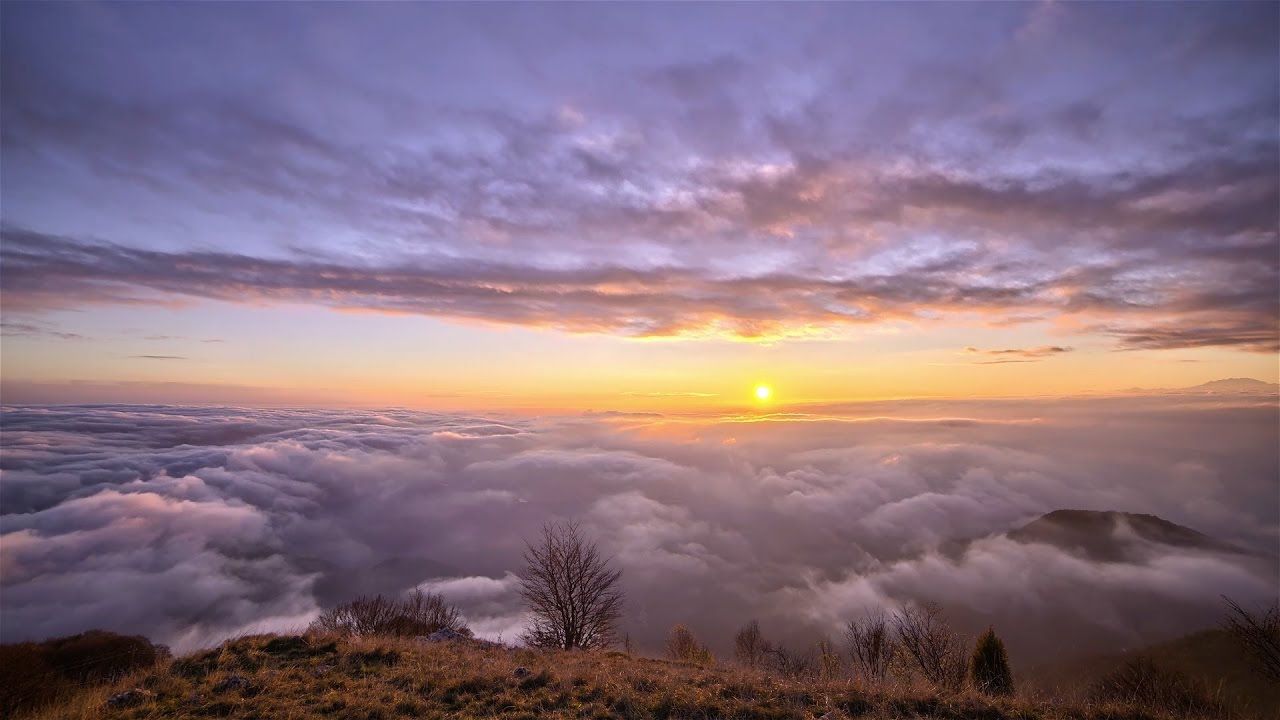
[0,302,1277,411]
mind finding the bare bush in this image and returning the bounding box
[765,644,815,679]
[519,520,624,650]
[892,601,965,689]
[666,624,715,665]
[1089,656,1224,716]
[309,589,467,637]
[846,609,898,685]
[1222,595,1280,681]
[817,636,843,680]
[734,619,772,668]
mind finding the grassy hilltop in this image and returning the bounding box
[11,631,1257,720]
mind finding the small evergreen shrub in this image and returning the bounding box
[968,626,1014,696]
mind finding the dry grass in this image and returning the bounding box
[20,633,1238,720]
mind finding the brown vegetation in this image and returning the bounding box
[0,630,163,717]
[309,589,468,638]
[664,624,715,666]
[14,632,1245,720]
[734,619,771,669]
[846,610,898,685]
[1088,656,1225,717]
[1222,596,1280,681]
[892,601,967,690]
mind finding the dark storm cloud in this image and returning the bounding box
[2,398,1275,659]
[1,2,1275,349]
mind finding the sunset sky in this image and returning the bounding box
[2,2,1277,410]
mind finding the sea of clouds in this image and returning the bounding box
[1,395,1275,662]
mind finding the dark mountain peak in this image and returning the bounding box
[1008,509,1241,561]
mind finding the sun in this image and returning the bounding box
[754,385,771,401]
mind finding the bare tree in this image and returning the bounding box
[892,601,965,689]
[1222,596,1280,681]
[734,619,772,668]
[309,589,467,637]
[665,624,715,665]
[846,609,898,684]
[519,520,624,650]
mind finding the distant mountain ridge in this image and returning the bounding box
[1007,509,1245,562]
[1183,378,1279,393]
[1124,377,1279,394]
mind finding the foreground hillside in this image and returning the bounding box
[22,633,1240,720]
[1028,628,1280,717]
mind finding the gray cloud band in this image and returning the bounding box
[2,227,1276,350]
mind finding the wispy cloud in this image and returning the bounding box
[142,335,224,343]
[0,321,87,341]
[964,345,1075,364]
[622,391,719,398]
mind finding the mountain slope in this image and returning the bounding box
[1026,628,1280,718]
[1006,509,1244,562]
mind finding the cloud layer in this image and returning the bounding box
[2,397,1275,660]
[1,3,1276,348]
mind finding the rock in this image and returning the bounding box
[818,711,848,720]
[512,666,530,678]
[426,628,467,643]
[105,688,153,709]
[213,673,252,692]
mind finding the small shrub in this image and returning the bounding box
[45,630,161,683]
[0,642,59,717]
[817,636,843,680]
[968,626,1013,696]
[734,619,772,668]
[1222,595,1280,681]
[892,601,966,689]
[765,644,815,679]
[1089,656,1224,716]
[665,624,714,666]
[0,630,162,716]
[310,589,468,638]
[846,609,898,685]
